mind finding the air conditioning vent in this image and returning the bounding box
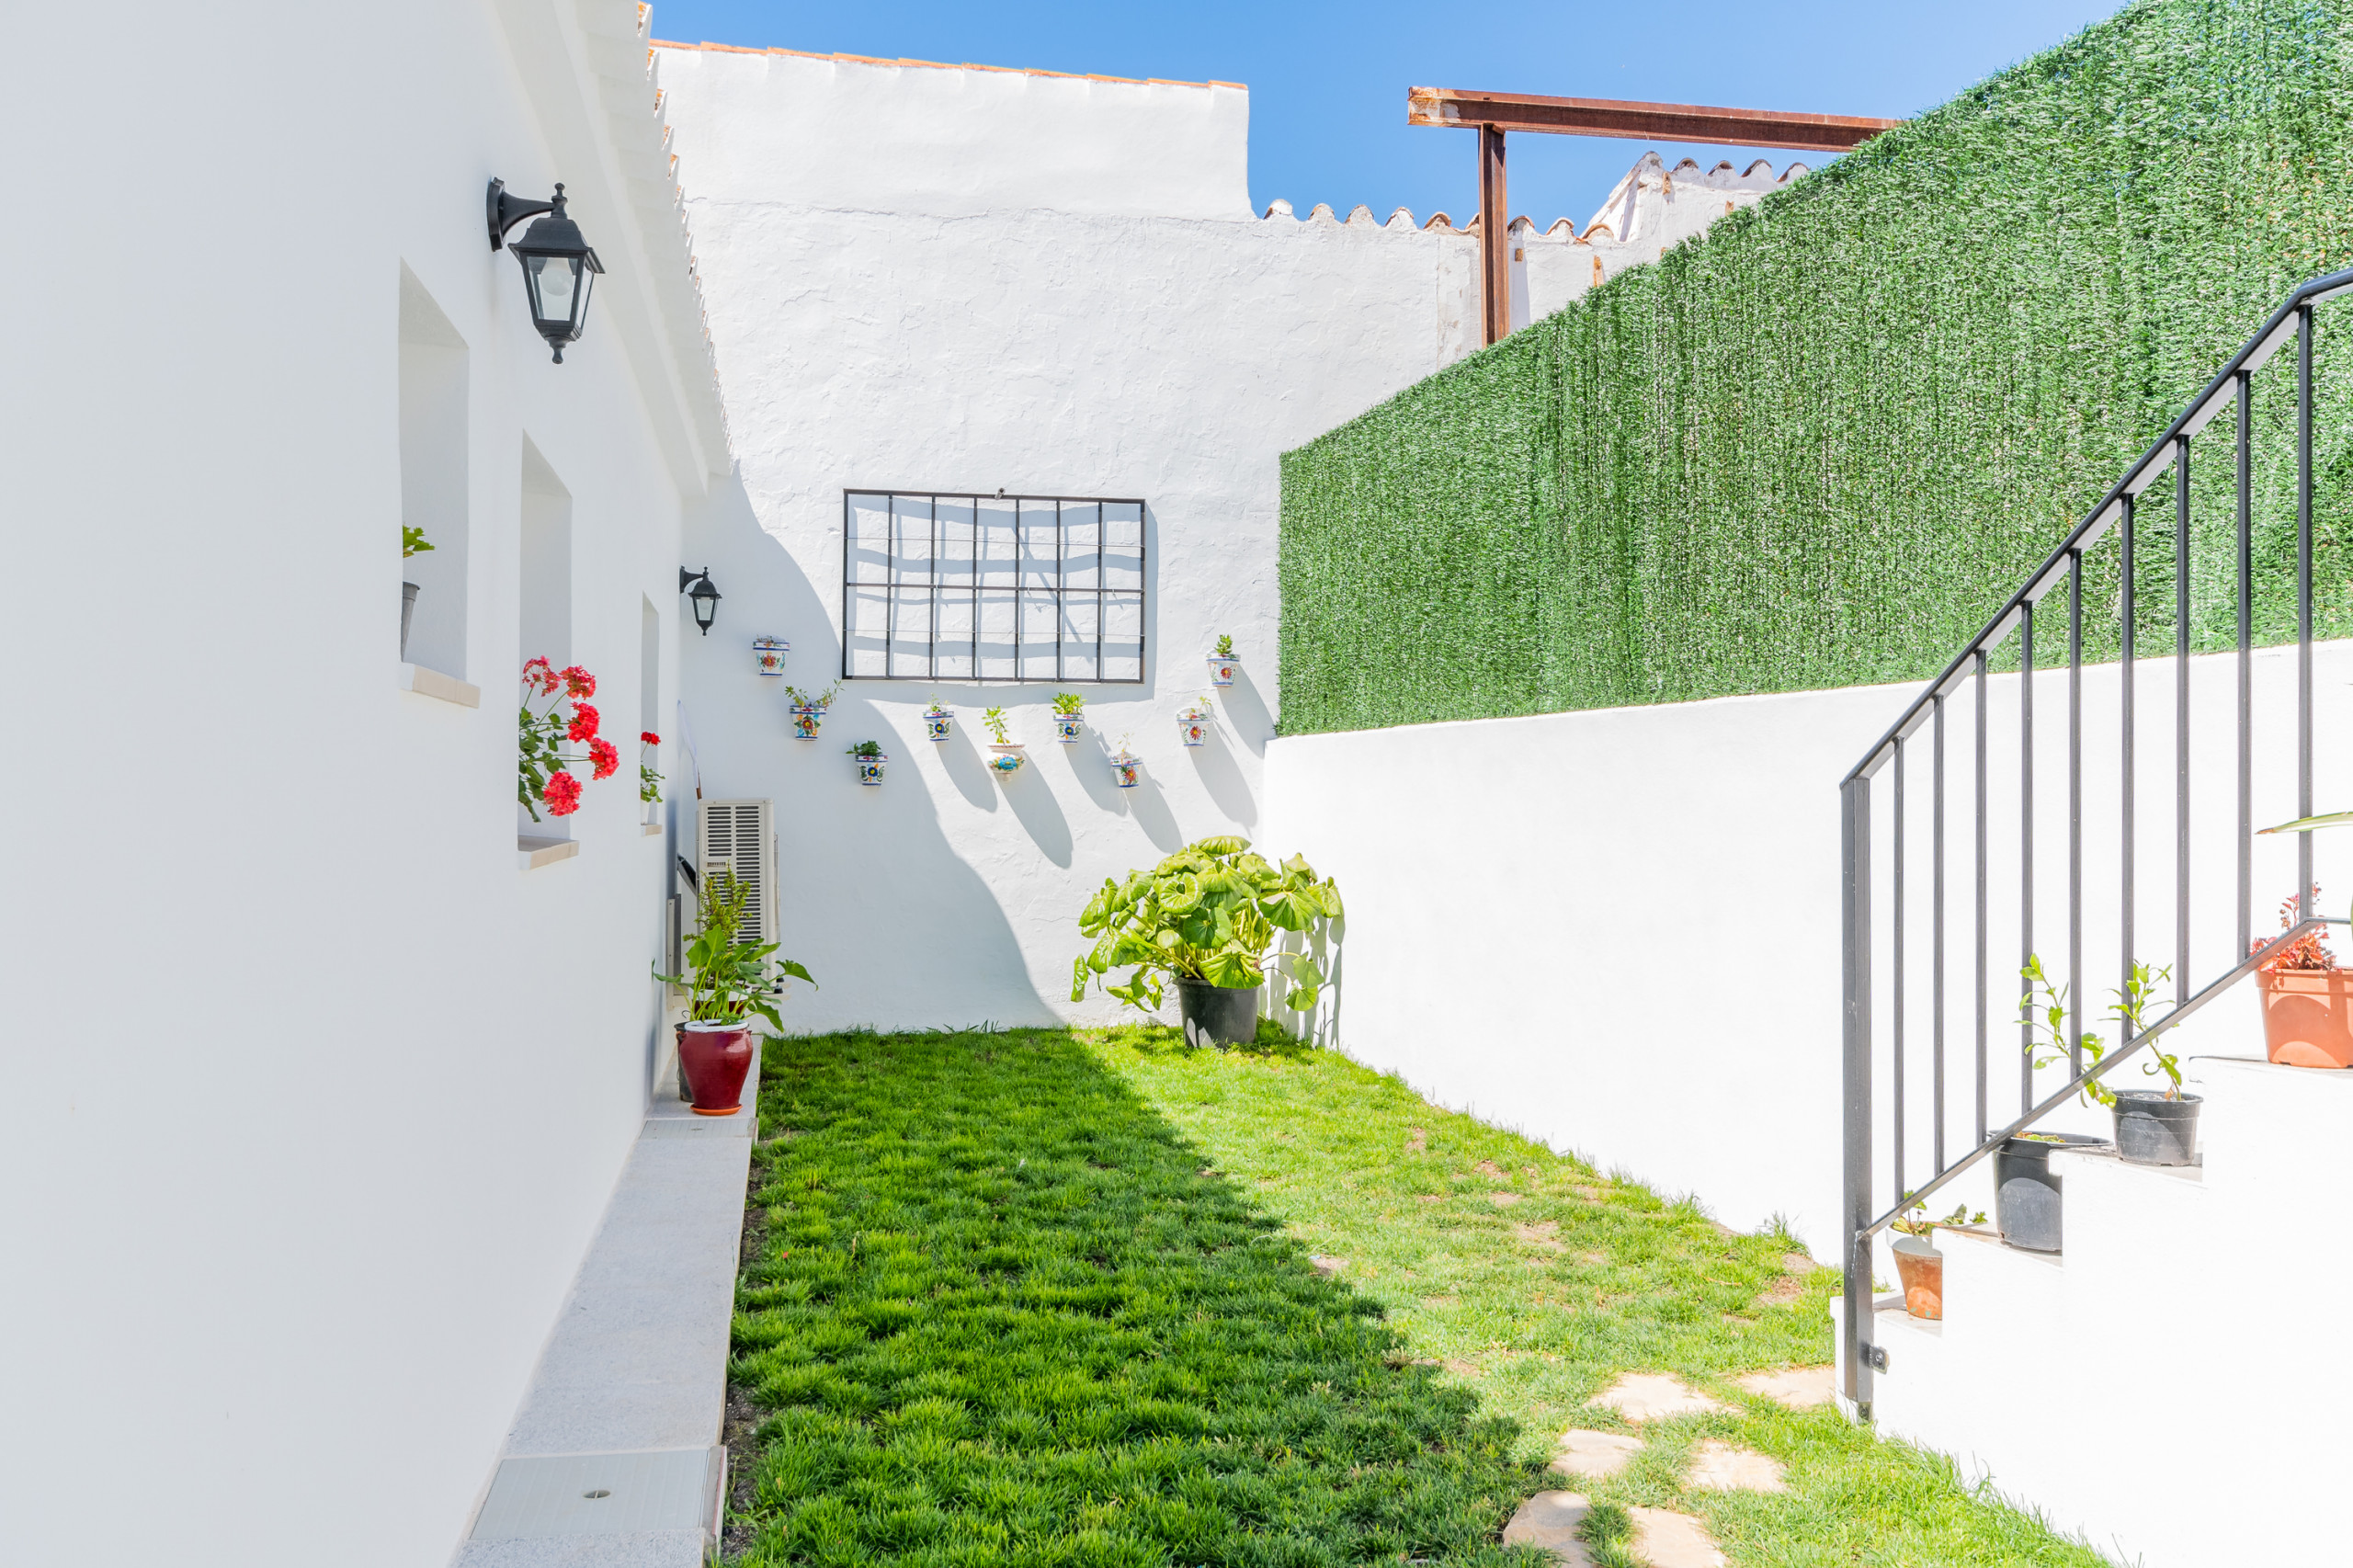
[696,798,776,947]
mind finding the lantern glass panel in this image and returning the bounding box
[526,254,582,332]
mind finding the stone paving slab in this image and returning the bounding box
[1551,1428,1643,1480]
[1501,1490,1595,1565]
[450,1064,756,1565]
[1735,1364,1835,1408]
[1588,1372,1729,1422]
[1630,1506,1728,1567]
[1688,1438,1786,1492]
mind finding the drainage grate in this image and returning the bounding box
[470,1447,723,1539]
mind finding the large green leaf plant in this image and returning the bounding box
[1072,835,1341,1015]
[654,868,816,1028]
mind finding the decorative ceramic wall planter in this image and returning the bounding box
[847,744,887,785]
[1054,712,1086,744]
[1177,707,1211,747]
[1110,751,1142,788]
[753,637,790,676]
[987,744,1029,777]
[1207,650,1239,687]
[924,705,954,742]
[790,703,826,740]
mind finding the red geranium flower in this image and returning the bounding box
[521,656,559,696]
[589,737,620,780]
[567,703,600,743]
[541,769,583,816]
[641,731,661,746]
[560,665,597,699]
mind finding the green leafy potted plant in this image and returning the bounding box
[1073,836,1340,1048]
[846,738,886,785]
[1208,634,1237,687]
[401,525,433,656]
[1889,1194,1986,1321]
[2023,954,2193,1171]
[785,682,839,741]
[1051,690,1086,743]
[653,868,815,1114]
[983,706,1026,775]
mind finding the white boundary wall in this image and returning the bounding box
[1,4,726,1563]
[1266,643,2353,1255]
[654,45,1785,1032]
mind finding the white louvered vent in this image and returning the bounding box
[697,798,776,947]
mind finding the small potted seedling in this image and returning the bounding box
[1109,734,1141,789]
[846,739,886,785]
[785,681,839,740]
[1051,691,1086,743]
[401,525,433,655]
[1889,1193,1986,1321]
[2024,953,2195,1172]
[983,706,1026,776]
[753,637,790,676]
[1177,695,1212,747]
[1208,634,1238,687]
[924,702,954,743]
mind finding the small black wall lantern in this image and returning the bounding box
[679,567,722,635]
[487,178,606,363]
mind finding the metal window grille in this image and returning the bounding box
[841,490,1146,683]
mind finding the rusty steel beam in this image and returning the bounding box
[1407,86,1903,151]
[1410,87,1903,345]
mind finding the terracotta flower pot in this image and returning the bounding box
[2256,965,2353,1068]
[1893,1236,1943,1320]
[677,1021,753,1115]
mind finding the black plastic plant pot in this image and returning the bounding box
[1175,978,1261,1050]
[2112,1091,2202,1166]
[1994,1131,2111,1253]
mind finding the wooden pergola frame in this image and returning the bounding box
[1406,87,1904,345]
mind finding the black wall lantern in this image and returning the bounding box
[487,178,605,363]
[680,567,722,635]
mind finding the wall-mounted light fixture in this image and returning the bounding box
[679,567,722,636]
[487,178,605,363]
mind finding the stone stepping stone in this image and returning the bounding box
[1501,1490,1596,1565]
[1551,1428,1643,1479]
[1588,1372,1729,1422]
[1735,1365,1835,1409]
[1687,1438,1786,1492]
[1309,1255,1344,1277]
[1630,1506,1727,1567]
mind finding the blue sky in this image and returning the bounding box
[647,2,2120,224]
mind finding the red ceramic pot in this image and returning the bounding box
[677,1021,753,1116]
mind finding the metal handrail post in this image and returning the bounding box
[1840,775,1873,1417]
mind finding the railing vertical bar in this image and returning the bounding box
[2122,492,2137,998]
[929,494,940,681]
[2019,601,2034,1111]
[2237,370,2254,960]
[2299,303,2316,917]
[2069,552,2084,1074]
[1932,696,1947,1176]
[1893,740,1906,1206]
[1840,775,1874,1417]
[1974,649,1989,1146]
[2176,436,2192,1007]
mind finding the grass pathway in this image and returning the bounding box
[724,1028,2106,1566]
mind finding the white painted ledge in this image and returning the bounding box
[400,662,482,708]
[642,823,664,836]
[517,835,579,870]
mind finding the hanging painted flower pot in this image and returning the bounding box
[847,743,886,785]
[1177,707,1211,747]
[1110,751,1142,788]
[987,743,1029,777]
[1207,648,1239,687]
[924,705,954,743]
[753,637,790,676]
[790,703,825,740]
[1054,712,1086,744]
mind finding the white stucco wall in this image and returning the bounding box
[1265,643,2353,1253]
[0,3,725,1563]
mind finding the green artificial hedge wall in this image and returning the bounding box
[1279,0,2353,736]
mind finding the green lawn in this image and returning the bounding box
[724,1027,2107,1566]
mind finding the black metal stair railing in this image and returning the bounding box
[1836,267,2353,1418]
